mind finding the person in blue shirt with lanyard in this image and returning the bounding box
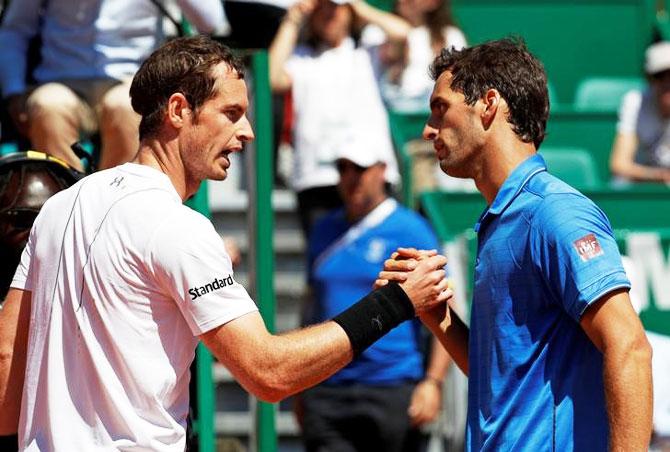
[379,37,653,451]
[298,144,452,451]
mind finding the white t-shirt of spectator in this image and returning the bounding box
[617,88,670,168]
[285,37,399,192]
[11,163,258,452]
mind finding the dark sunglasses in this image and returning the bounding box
[0,208,40,230]
[335,160,369,174]
[651,70,670,82]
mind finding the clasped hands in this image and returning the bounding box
[375,247,452,318]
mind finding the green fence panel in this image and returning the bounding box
[184,186,215,452]
[451,0,655,105]
[250,50,277,452]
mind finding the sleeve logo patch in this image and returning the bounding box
[573,233,604,262]
[189,275,235,301]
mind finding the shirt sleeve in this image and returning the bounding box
[530,193,630,322]
[0,0,41,97]
[616,89,643,135]
[147,208,258,336]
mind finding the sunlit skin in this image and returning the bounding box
[422,71,536,204]
[180,64,254,187]
[136,62,255,201]
[336,159,387,222]
[423,72,486,180]
[309,0,353,48]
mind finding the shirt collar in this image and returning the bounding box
[474,154,546,231]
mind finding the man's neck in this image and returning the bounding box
[345,195,389,223]
[475,139,537,205]
[133,139,199,201]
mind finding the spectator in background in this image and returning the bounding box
[298,145,451,452]
[269,0,406,238]
[363,0,470,194]
[610,41,670,183]
[364,0,466,113]
[0,0,225,172]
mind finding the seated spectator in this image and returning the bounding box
[269,0,404,238]
[297,145,451,452]
[610,41,670,183]
[363,0,466,112]
[0,152,81,302]
[0,0,225,172]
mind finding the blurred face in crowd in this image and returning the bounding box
[336,159,387,221]
[650,70,670,117]
[396,0,441,25]
[179,62,254,185]
[424,71,486,178]
[310,0,353,48]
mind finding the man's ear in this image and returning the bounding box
[480,88,501,129]
[167,93,192,130]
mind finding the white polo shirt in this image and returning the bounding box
[11,163,258,451]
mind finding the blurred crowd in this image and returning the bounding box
[1,0,669,451]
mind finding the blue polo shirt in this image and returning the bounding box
[467,154,630,451]
[308,200,439,385]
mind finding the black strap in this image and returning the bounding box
[147,0,187,37]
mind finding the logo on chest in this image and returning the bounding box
[573,233,604,262]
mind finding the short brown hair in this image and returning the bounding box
[130,36,245,140]
[429,37,549,149]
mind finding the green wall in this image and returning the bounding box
[452,0,656,104]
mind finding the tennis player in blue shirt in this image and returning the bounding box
[379,38,653,451]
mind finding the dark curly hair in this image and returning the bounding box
[429,37,549,148]
[130,36,246,140]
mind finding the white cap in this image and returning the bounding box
[645,41,670,75]
[335,137,399,183]
[329,0,351,5]
[336,147,384,169]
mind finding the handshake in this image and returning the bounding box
[375,247,453,318]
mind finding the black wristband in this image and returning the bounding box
[332,282,415,357]
[0,434,18,451]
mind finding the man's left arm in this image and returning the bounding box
[0,288,31,436]
[408,335,451,426]
[580,288,653,452]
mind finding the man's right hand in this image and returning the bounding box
[374,247,438,289]
[395,253,452,315]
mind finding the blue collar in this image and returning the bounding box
[474,154,547,232]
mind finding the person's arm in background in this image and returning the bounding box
[408,336,451,426]
[0,0,42,136]
[201,255,452,403]
[349,0,411,42]
[268,0,316,93]
[377,248,469,375]
[0,288,31,437]
[580,289,653,451]
[610,89,670,183]
[610,132,670,182]
[176,0,226,34]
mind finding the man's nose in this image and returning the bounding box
[422,123,437,141]
[238,115,255,143]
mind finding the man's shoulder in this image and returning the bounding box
[523,173,604,228]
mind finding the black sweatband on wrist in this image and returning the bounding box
[0,434,18,451]
[332,282,415,358]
